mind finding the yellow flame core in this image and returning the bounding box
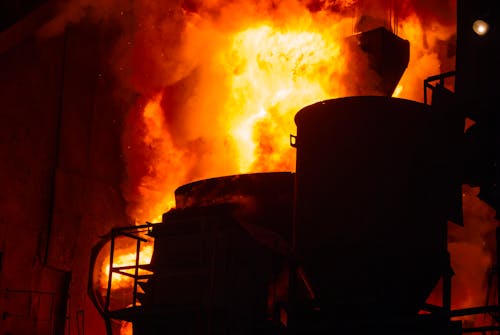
[223,26,343,172]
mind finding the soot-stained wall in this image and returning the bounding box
[0,8,128,335]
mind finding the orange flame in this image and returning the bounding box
[123,7,456,224]
[108,2,460,335]
[101,244,153,288]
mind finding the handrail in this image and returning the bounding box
[105,226,155,313]
[423,70,456,105]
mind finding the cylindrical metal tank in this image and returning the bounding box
[292,96,455,322]
[174,172,295,242]
[134,173,296,334]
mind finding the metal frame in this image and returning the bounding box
[423,71,500,333]
[103,223,155,314]
[424,70,457,105]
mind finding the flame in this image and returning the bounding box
[223,25,347,172]
[120,321,133,335]
[425,185,499,327]
[99,243,153,295]
[392,84,404,97]
[97,1,461,334]
[395,12,456,100]
[122,93,188,223]
[121,3,456,224]
[116,5,457,333]
[122,10,361,224]
[39,0,495,333]
[96,241,154,335]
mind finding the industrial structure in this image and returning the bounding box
[90,3,499,334]
[0,0,499,334]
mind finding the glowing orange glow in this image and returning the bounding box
[123,93,188,223]
[97,242,154,335]
[395,13,456,100]
[120,321,133,335]
[109,2,472,335]
[392,84,403,97]
[124,7,456,223]
[100,244,153,289]
[222,25,347,172]
[424,185,498,326]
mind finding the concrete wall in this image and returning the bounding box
[0,12,129,335]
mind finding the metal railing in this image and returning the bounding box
[103,223,156,313]
[423,70,456,105]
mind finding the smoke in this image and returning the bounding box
[395,0,457,27]
[449,186,498,309]
[36,0,457,224]
[37,0,127,38]
[425,185,499,326]
[37,0,457,94]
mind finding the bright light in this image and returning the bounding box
[472,20,489,36]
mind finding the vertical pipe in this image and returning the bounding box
[54,272,72,335]
[288,164,299,334]
[105,234,115,312]
[133,239,140,307]
[424,81,428,105]
[43,28,68,264]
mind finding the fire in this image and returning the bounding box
[396,12,456,99]
[122,10,358,224]
[121,93,187,223]
[125,9,455,223]
[38,0,496,333]
[223,25,346,172]
[95,239,154,334]
[98,1,462,334]
[116,6,457,332]
[101,244,154,287]
[424,185,498,327]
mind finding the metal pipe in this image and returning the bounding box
[43,28,68,265]
[105,234,115,312]
[133,239,140,307]
[450,305,500,317]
